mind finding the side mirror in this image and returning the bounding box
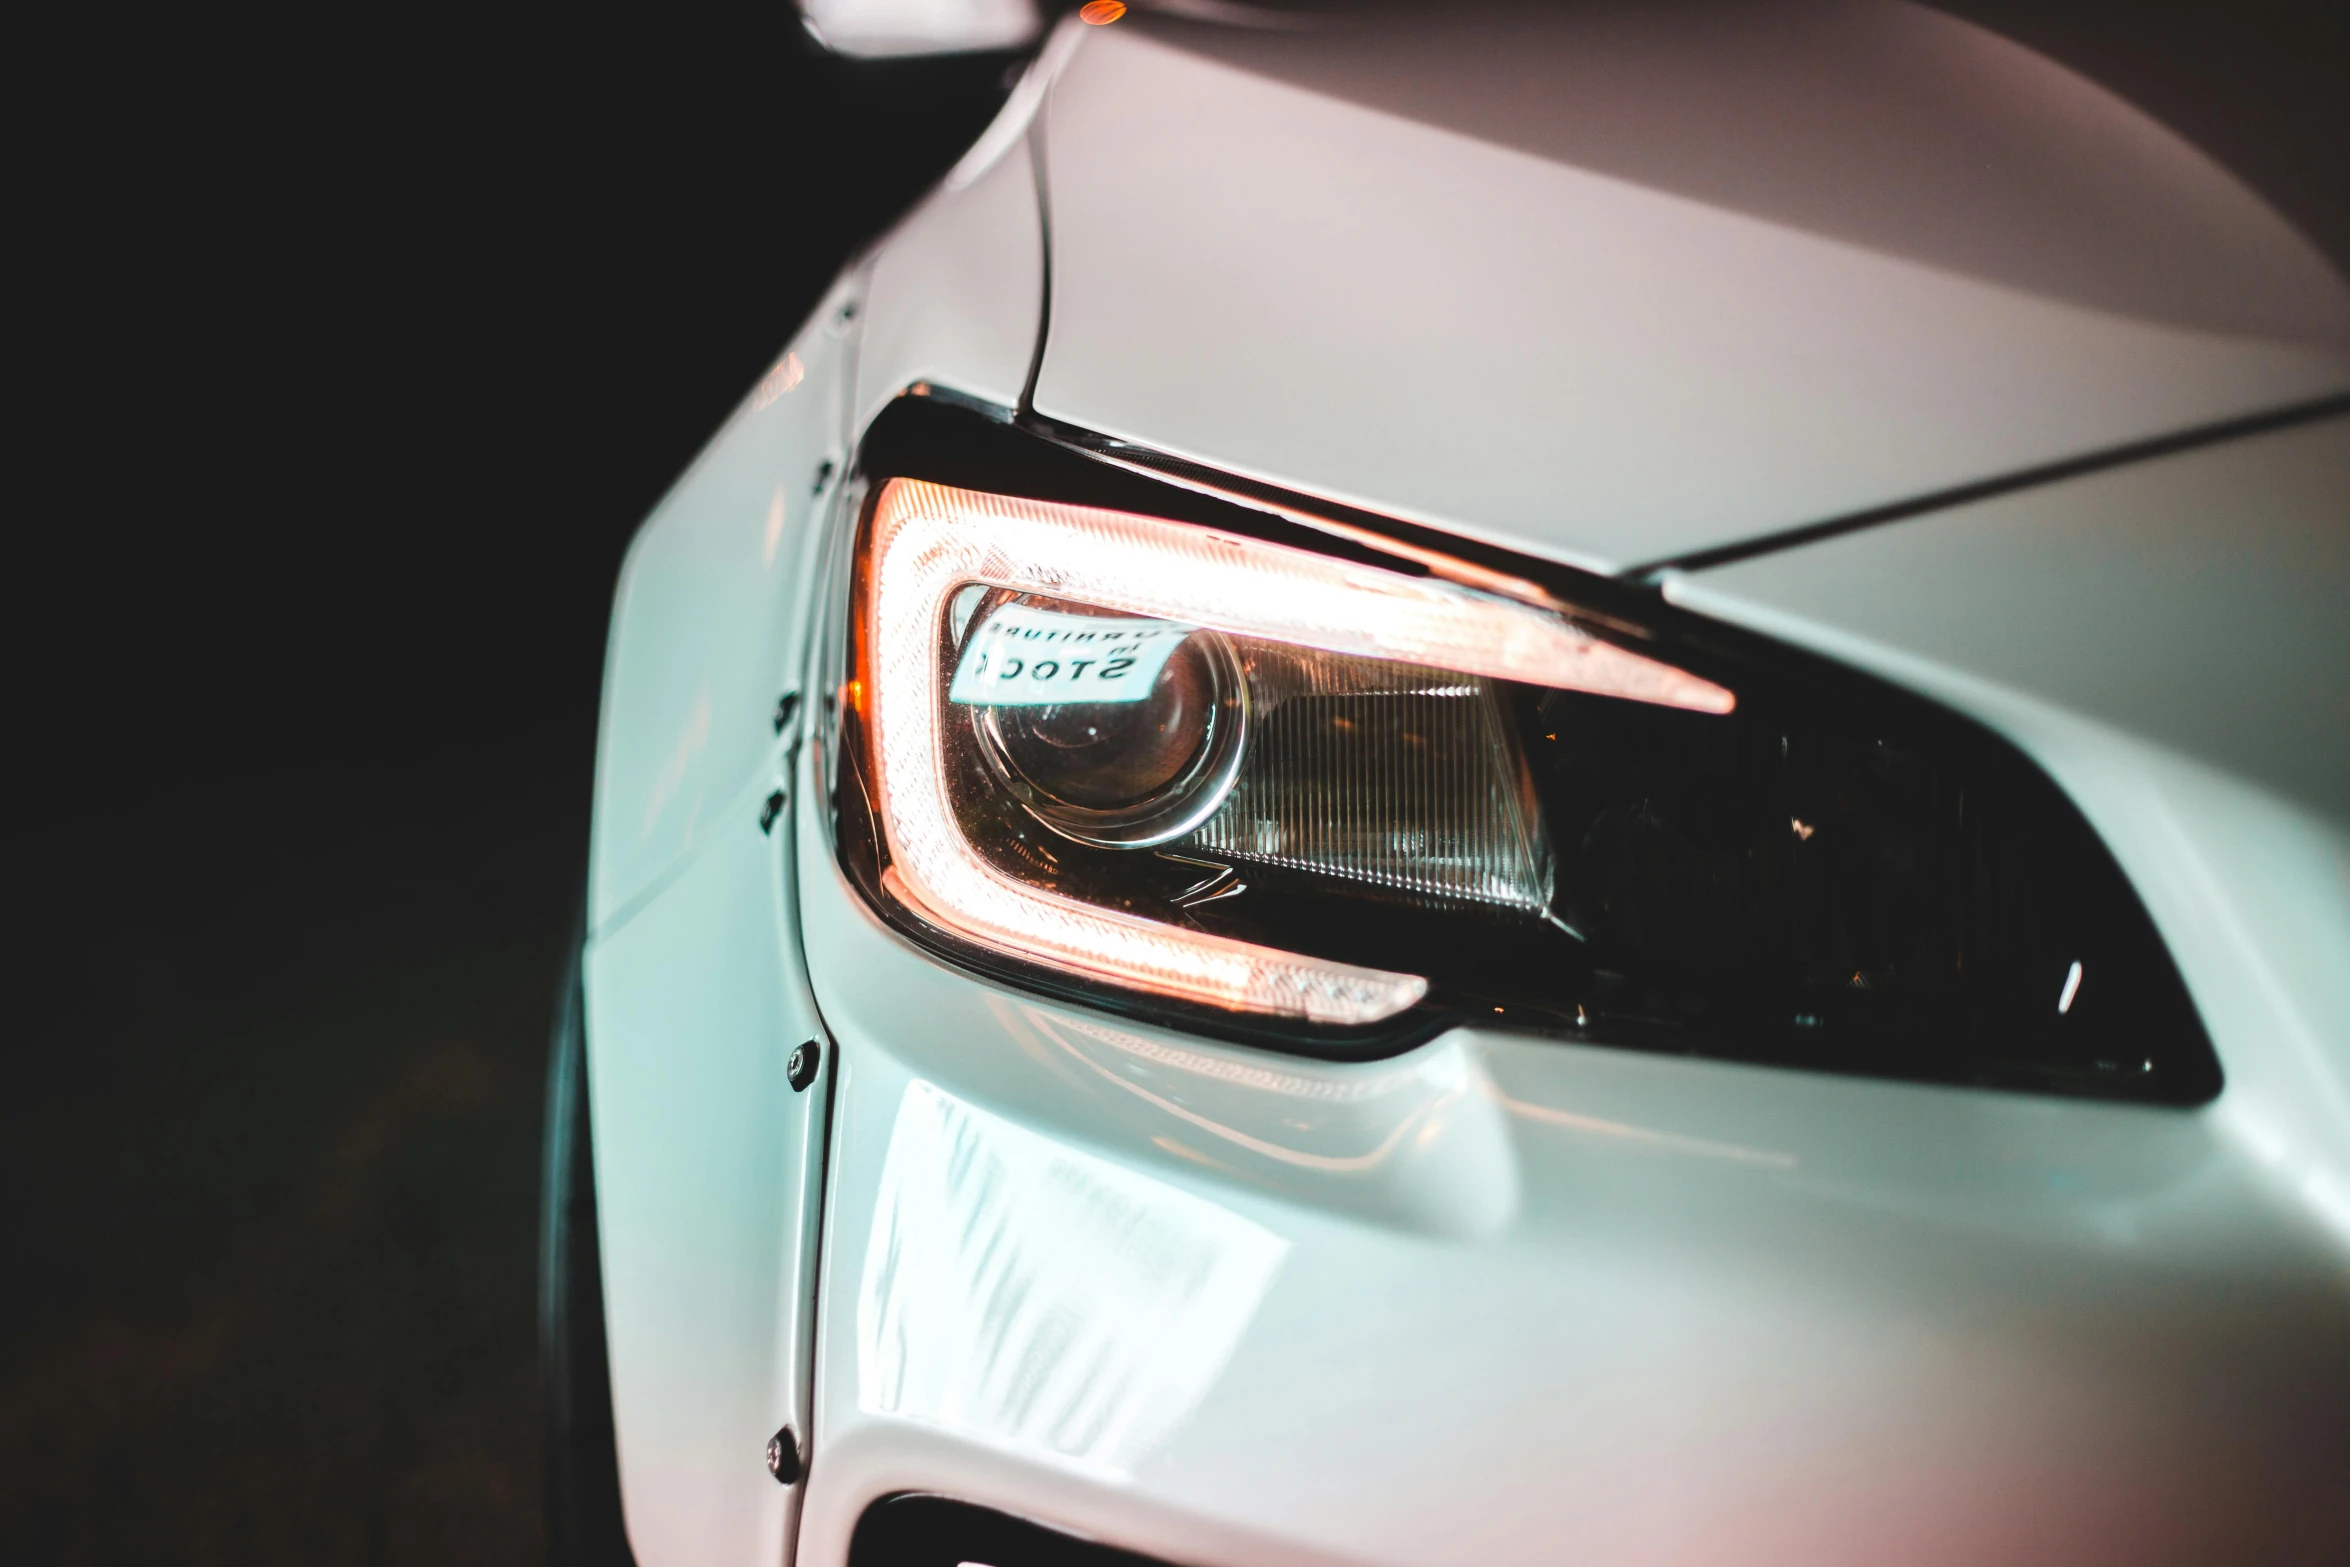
[798,0,1045,57]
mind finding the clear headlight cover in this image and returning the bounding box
[853,477,1729,1027]
[827,401,2219,1102]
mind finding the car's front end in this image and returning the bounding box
[559,7,2350,1564]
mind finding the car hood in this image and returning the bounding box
[1029,2,2350,574]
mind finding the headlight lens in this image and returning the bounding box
[853,478,1728,1027]
[958,591,1248,846]
[826,406,2218,1103]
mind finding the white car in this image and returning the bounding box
[542,5,2350,1564]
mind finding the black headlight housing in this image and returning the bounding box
[814,393,2220,1106]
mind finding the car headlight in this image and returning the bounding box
[823,398,2218,1102]
[854,474,1731,1027]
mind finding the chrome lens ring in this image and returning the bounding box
[968,617,1249,849]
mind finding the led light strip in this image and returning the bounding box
[863,479,1731,1025]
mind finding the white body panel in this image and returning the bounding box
[589,283,855,931]
[800,0,1040,61]
[586,778,827,1567]
[853,127,1044,435]
[1668,414,2350,833]
[1035,15,2350,572]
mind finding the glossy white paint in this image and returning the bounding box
[852,116,1044,436]
[1033,12,2350,573]
[585,773,829,1567]
[800,0,1040,60]
[792,723,2350,1565]
[857,1077,1290,1479]
[1671,414,2350,830]
[590,281,854,932]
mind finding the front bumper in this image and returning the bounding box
[789,743,2350,1567]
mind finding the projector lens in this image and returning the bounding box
[953,590,1246,847]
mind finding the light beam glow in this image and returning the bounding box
[859,477,1732,1024]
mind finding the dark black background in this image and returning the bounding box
[5,16,1015,1562]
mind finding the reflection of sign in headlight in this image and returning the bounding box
[954,595,1249,849]
[948,599,1194,705]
